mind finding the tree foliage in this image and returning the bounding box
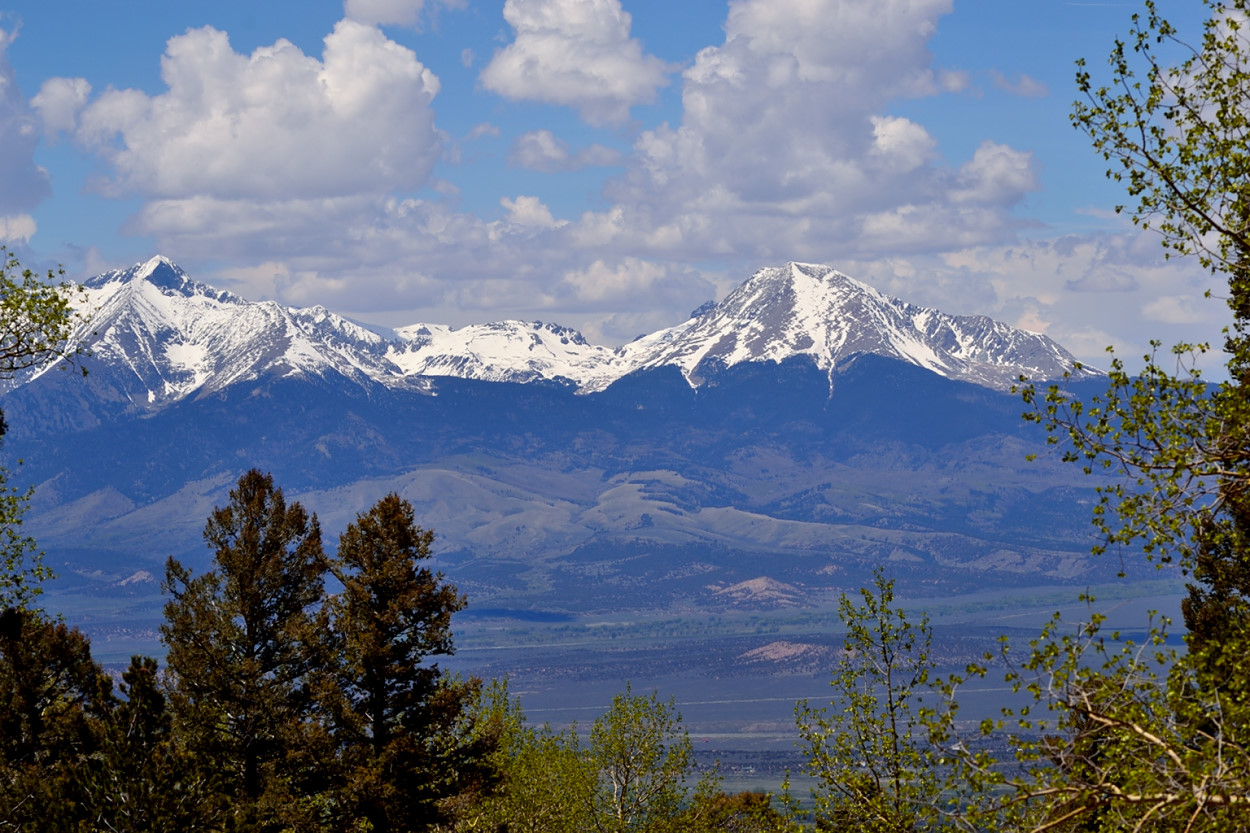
[1072,0,1250,269]
[87,655,217,832]
[0,249,86,609]
[448,681,588,833]
[322,492,491,832]
[0,474,45,613]
[584,683,710,833]
[795,569,946,832]
[161,469,326,828]
[1039,0,1250,570]
[452,681,729,833]
[1021,345,1221,563]
[0,608,114,830]
[934,601,1250,832]
[0,248,83,380]
[997,2,1250,827]
[154,475,499,831]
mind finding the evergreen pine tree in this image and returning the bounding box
[162,469,326,829]
[1183,494,1250,699]
[86,656,220,832]
[322,493,494,832]
[0,607,114,830]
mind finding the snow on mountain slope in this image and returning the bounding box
[44,257,417,410]
[603,262,1095,391]
[388,321,617,385]
[35,256,616,409]
[18,257,1093,411]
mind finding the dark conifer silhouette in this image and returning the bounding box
[322,492,495,832]
[0,608,114,830]
[162,468,325,829]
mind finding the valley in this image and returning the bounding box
[0,256,1179,794]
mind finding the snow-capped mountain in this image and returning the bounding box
[47,257,419,409]
[609,262,1093,391]
[20,256,1093,411]
[33,257,621,410]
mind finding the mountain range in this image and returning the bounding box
[0,256,1122,662]
[11,256,1094,412]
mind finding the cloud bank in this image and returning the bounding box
[5,1,1226,369]
[58,21,442,200]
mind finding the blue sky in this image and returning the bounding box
[0,0,1228,370]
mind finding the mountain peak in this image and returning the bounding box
[613,261,1096,390]
[134,254,179,282]
[85,256,243,306]
[134,255,198,297]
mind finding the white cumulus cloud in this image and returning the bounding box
[509,130,622,172]
[31,76,91,136]
[949,141,1038,206]
[0,28,51,216]
[574,0,1041,265]
[0,213,36,244]
[71,20,443,201]
[860,232,1228,371]
[480,0,672,126]
[343,0,465,28]
[869,115,937,173]
[561,257,673,303]
[1143,294,1208,325]
[501,195,562,228]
